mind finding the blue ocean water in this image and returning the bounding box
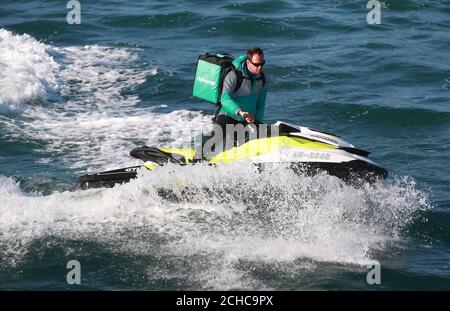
[0,0,449,290]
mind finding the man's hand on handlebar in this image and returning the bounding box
[238,110,255,123]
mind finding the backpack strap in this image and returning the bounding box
[213,68,238,122]
[212,103,221,123]
[233,70,267,90]
[225,68,264,93]
[234,69,244,92]
[213,70,264,122]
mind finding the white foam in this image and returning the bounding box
[0,167,430,288]
[0,30,211,172]
[24,109,210,171]
[0,29,59,111]
[53,45,153,110]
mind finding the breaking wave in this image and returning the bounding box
[0,163,430,289]
[0,29,59,111]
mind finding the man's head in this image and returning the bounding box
[246,47,265,75]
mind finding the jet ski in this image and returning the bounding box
[76,121,388,190]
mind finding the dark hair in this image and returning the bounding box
[247,47,264,60]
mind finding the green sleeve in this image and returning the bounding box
[220,71,242,119]
[221,92,241,116]
[255,87,267,122]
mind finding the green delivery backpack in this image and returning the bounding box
[192,53,243,105]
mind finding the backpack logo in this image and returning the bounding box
[196,76,217,87]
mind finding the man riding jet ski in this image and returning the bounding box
[76,121,388,190]
[77,50,387,190]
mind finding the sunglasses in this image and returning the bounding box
[248,59,265,67]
